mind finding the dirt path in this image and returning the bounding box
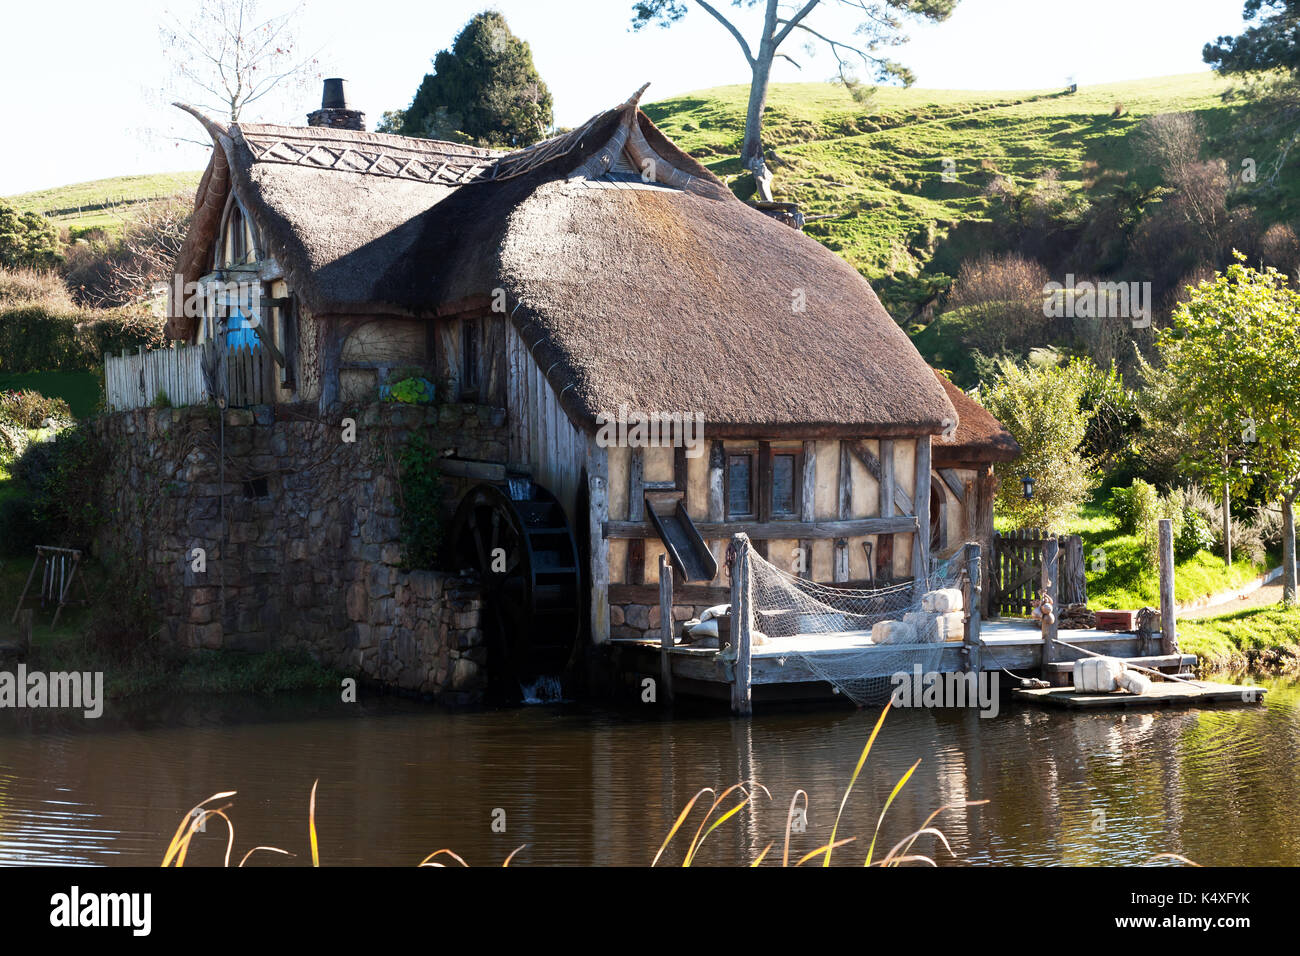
[1182,581,1287,619]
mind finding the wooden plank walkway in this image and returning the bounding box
[1014,681,1266,710]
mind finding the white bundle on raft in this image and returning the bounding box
[1075,656,1126,693]
[1074,656,1154,695]
[903,610,964,643]
[870,619,917,645]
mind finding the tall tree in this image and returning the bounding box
[1160,255,1300,603]
[1204,1,1300,184]
[631,0,957,200]
[400,12,553,147]
[159,0,320,126]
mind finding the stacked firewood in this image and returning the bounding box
[1057,603,1097,629]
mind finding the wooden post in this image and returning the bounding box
[1158,518,1178,654]
[1039,535,1059,681]
[729,533,752,716]
[834,442,851,582]
[707,441,725,521]
[878,439,895,583]
[587,435,611,644]
[963,543,982,673]
[659,553,674,702]
[912,436,932,592]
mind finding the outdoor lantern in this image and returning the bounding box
[1021,475,1035,500]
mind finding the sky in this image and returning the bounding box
[0,0,1253,195]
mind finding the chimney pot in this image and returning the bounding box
[321,77,348,110]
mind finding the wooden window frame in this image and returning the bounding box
[460,316,481,399]
[770,448,803,520]
[724,450,757,520]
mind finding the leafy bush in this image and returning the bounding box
[948,253,1051,354]
[1108,483,1139,533]
[0,296,164,373]
[1175,507,1215,560]
[397,434,443,569]
[13,423,108,549]
[0,389,73,429]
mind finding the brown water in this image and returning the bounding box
[1,675,1298,867]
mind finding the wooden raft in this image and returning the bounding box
[1014,681,1266,710]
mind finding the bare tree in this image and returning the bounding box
[632,0,957,201]
[160,0,321,125]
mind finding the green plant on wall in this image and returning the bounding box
[397,433,443,569]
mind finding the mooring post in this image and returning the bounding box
[729,533,753,716]
[963,542,982,673]
[659,553,674,702]
[1158,518,1178,654]
[1039,536,1060,681]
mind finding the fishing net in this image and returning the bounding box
[734,538,968,707]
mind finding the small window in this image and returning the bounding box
[228,206,246,264]
[726,453,754,519]
[461,319,480,394]
[772,453,797,517]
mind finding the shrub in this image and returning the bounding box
[949,253,1052,352]
[397,434,444,569]
[1175,506,1215,560]
[19,423,107,549]
[0,389,74,429]
[0,200,61,269]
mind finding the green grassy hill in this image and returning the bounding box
[5,171,201,237]
[645,73,1291,311]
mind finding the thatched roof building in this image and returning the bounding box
[167,80,1020,643]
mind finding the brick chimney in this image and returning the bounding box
[307,78,365,131]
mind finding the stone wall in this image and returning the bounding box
[93,401,508,704]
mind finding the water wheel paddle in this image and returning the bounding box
[449,482,582,698]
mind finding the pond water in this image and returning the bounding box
[1,674,1297,866]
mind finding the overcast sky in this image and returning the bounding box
[1,0,1251,195]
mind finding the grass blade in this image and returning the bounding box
[308,779,320,867]
[864,758,920,866]
[824,704,890,867]
[652,787,715,867]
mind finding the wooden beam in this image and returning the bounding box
[659,553,674,702]
[912,436,932,586]
[729,534,752,716]
[836,442,851,583]
[1040,536,1059,680]
[757,441,772,524]
[436,459,507,481]
[800,441,816,523]
[604,516,919,539]
[707,440,725,521]
[587,435,610,644]
[1158,518,1178,654]
[963,542,982,673]
[628,447,644,523]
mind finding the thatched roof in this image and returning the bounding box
[171,88,958,437]
[932,372,1021,463]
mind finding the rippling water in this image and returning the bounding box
[1,675,1297,866]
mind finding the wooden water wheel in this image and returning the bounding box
[449,481,582,697]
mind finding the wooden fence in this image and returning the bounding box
[990,529,1086,618]
[104,341,275,411]
[104,344,208,411]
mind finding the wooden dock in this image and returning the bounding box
[611,521,1232,715]
[1014,681,1266,710]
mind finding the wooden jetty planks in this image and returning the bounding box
[1014,681,1266,710]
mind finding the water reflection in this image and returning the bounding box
[0,677,1296,866]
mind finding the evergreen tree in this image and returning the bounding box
[399,12,553,147]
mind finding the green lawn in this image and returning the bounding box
[0,371,103,419]
[1180,605,1300,672]
[4,171,201,237]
